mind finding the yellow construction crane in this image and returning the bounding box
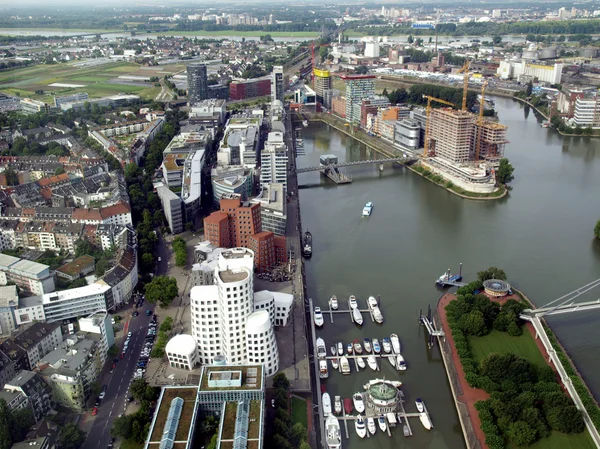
[458,59,470,111]
[475,81,489,162]
[423,95,456,157]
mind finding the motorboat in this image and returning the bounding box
[316,338,326,358]
[344,398,353,414]
[322,392,332,416]
[403,424,410,436]
[331,358,339,370]
[362,201,373,217]
[334,396,342,415]
[319,360,329,379]
[330,345,336,356]
[325,415,341,449]
[349,295,358,309]
[353,340,363,354]
[390,333,401,354]
[367,355,378,371]
[356,356,366,370]
[372,338,381,354]
[382,338,392,353]
[330,295,338,310]
[355,416,367,439]
[389,353,397,367]
[337,342,344,356]
[415,398,424,413]
[367,296,378,310]
[378,415,387,433]
[352,392,365,413]
[346,343,353,354]
[396,354,407,371]
[303,231,312,258]
[367,417,376,435]
[419,412,433,430]
[372,307,384,324]
[363,338,372,353]
[352,308,363,326]
[314,307,324,327]
[340,357,351,375]
[436,270,462,287]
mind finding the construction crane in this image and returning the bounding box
[423,95,456,157]
[475,81,489,162]
[458,59,470,111]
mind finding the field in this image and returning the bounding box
[291,396,308,428]
[509,431,595,449]
[468,329,548,369]
[0,60,183,101]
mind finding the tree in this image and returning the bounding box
[594,220,600,240]
[130,379,149,402]
[206,434,218,449]
[526,80,533,97]
[355,65,368,75]
[492,36,502,45]
[144,276,178,307]
[200,415,218,436]
[3,168,18,186]
[496,158,515,184]
[75,239,96,258]
[407,35,414,44]
[506,420,536,446]
[290,423,307,448]
[54,167,66,175]
[58,424,86,449]
[480,354,534,386]
[68,278,87,289]
[458,310,488,336]
[273,373,290,390]
[90,381,102,397]
[477,267,507,282]
[0,399,15,449]
[546,405,584,433]
[271,434,292,449]
[298,442,311,449]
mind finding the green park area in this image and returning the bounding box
[469,330,548,369]
[0,60,184,101]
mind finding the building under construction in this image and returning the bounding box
[473,120,508,163]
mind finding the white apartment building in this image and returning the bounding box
[165,334,199,370]
[15,297,46,325]
[245,310,279,376]
[260,132,288,189]
[253,290,293,327]
[78,310,115,360]
[573,95,600,128]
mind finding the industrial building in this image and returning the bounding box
[0,254,55,296]
[496,60,563,84]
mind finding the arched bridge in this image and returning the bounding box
[295,156,417,173]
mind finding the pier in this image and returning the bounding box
[326,295,383,324]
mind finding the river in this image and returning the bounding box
[297,97,600,449]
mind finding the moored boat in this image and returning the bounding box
[367,296,378,310]
[367,355,378,371]
[322,392,332,416]
[329,295,338,310]
[337,342,343,356]
[334,396,342,415]
[415,398,424,413]
[372,307,384,324]
[367,417,376,435]
[303,231,312,258]
[389,353,397,367]
[352,392,365,413]
[363,338,372,353]
[419,412,433,430]
[362,201,373,217]
[372,338,381,354]
[344,398,353,414]
[353,340,363,354]
[356,356,366,369]
[378,415,387,432]
[319,359,329,378]
[403,424,410,436]
[314,307,324,327]
[331,358,339,370]
[396,354,407,371]
[352,308,363,326]
[349,295,358,309]
[340,357,351,375]
[330,345,336,356]
[346,343,353,354]
[386,412,397,427]
[382,338,392,353]
[390,333,401,354]
[355,416,367,439]
[325,414,341,449]
[316,338,326,358]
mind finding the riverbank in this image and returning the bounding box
[309,114,507,200]
[154,30,319,38]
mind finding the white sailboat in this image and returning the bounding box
[337,342,344,356]
[356,356,366,370]
[352,308,363,326]
[390,333,401,354]
[322,392,332,416]
[355,416,367,439]
[352,392,365,413]
[316,338,326,358]
[314,307,324,327]
[367,417,376,435]
[325,415,341,449]
[367,355,378,371]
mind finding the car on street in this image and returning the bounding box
[95,398,101,407]
[133,311,139,317]
[128,331,132,337]
[92,407,98,416]
[99,391,105,400]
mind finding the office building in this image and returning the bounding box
[181,150,205,224]
[245,310,279,376]
[0,323,62,371]
[394,118,421,151]
[0,254,55,296]
[165,334,198,371]
[260,132,288,189]
[78,310,115,360]
[313,69,332,106]
[41,284,113,323]
[0,286,18,337]
[473,121,508,162]
[247,232,287,273]
[428,108,474,163]
[229,77,272,101]
[218,116,261,168]
[187,63,208,103]
[156,185,184,234]
[360,96,391,128]
[573,93,600,127]
[211,166,253,208]
[1,370,52,422]
[251,183,287,236]
[342,75,376,124]
[253,290,293,327]
[271,66,284,103]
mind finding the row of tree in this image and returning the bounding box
[111,379,160,444]
[383,84,478,111]
[172,237,187,267]
[267,374,310,449]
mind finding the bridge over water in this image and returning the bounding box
[295,156,417,174]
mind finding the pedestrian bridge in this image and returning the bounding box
[295,156,417,173]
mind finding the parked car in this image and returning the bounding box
[92,407,98,416]
[99,391,106,400]
[128,332,132,337]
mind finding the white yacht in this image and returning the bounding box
[372,338,381,354]
[356,356,366,370]
[319,360,329,379]
[419,412,433,430]
[316,338,327,358]
[362,201,373,217]
[367,355,378,371]
[329,295,338,310]
[396,354,407,371]
[340,357,351,375]
[314,307,324,327]
[367,417,376,435]
[334,396,342,415]
[367,296,378,310]
[330,345,336,356]
[378,415,387,433]
[382,338,392,353]
[372,307,384,324]
[349,295,358,309]
[352,392,365,413]
[337,342,344,356]
[355,416,367,439]
[331,358,339,370]
[390,334,401,354]
[352,308,363,326]
[415,399,424,413]
[322,392,332,416]
[325,415,341,449]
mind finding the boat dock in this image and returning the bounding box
[327,295,383,324]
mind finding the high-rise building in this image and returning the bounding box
[187,63,208,103]
[271,66,284,103]
[260,131,288,189]
[342,74,376,124]
[429,109,474,163]
[313,69,332,106]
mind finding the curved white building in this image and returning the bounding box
[191,285,219,365]
[246,310,279,376]
[166,334,199,370]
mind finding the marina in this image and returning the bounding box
[320,296,386,325]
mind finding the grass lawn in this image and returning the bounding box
[120,440,143,449]
[291,396,308,428]
[509,431,596,449]
[468,329,549,369]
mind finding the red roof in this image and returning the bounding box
[40,187,53,200]
[99,202,131,219]
[72,208,102,222]
[339,74,376,80]
[204,211,229,224]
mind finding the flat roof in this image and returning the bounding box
[200,364,263,392]
[42,283,110,304]
[148,387,198,444]
[219,269,249,284]
[56,255,95,277]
